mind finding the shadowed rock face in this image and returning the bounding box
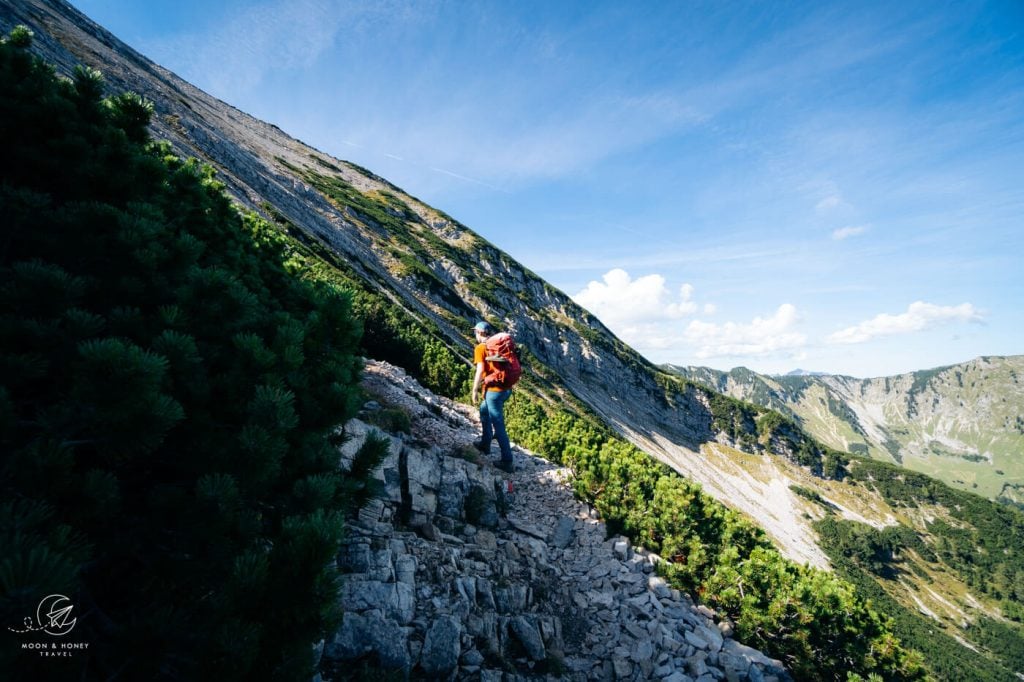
[0,1,816,563]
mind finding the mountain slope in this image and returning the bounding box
[667,357,1024,504]
[3,0,772,546]
[4,3,1023,678]
[0,0,826,567]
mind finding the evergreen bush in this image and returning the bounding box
[0,30,370,680]
[503,396,927,680]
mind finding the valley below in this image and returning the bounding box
[3,2,1023,678]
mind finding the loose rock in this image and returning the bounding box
[321,361,792,681]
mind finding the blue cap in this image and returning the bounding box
[473,321,493,334]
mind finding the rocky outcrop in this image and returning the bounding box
[320,361,790,681]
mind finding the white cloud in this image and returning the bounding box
[683,304,807,359]
[573,269,698,327]
[574,272,807,363]
[816,194,844,212]
[832,224,869,240]
[827,301,983,344]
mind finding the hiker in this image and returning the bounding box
[471,321,521,473]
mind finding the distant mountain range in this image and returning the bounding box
[667,356,1024,505]
[5,1,1023,677]
[782,369,828,377]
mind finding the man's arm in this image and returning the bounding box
[471,361,484,404]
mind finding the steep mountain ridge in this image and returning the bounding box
[0,0,714,434]
[0,0,738,544]
[667,356,1024,503]
[4,3,1023,678]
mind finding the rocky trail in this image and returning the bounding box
[317,361,790,681]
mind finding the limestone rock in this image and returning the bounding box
[339,580,415,625]
[509,616,546,661]
[324,611,410,671]
[612,536,631,560]
[311,362,791,680]
[438,463,470,519]
[550,516,575,549]
[420,615,462,676]
[395,554,417,585]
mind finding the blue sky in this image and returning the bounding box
[73,0,1024,377]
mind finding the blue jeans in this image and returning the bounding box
[479,389,512,461]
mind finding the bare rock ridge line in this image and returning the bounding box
[0,0,720,446]
[1,0,824,566]
[0,0,422,309]
[4,0,835,570]
[329,360,790,680]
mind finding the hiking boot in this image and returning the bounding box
[473,439,490,454]
[495,459,515,474]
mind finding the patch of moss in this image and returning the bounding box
[363,407,411,435]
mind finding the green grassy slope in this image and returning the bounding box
[667,360,1024,504]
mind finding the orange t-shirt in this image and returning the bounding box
[474,342,503,392]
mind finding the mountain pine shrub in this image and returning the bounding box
[0,29,376,680]
[504,398,927,680]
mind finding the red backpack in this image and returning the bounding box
[482,332,522,389]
